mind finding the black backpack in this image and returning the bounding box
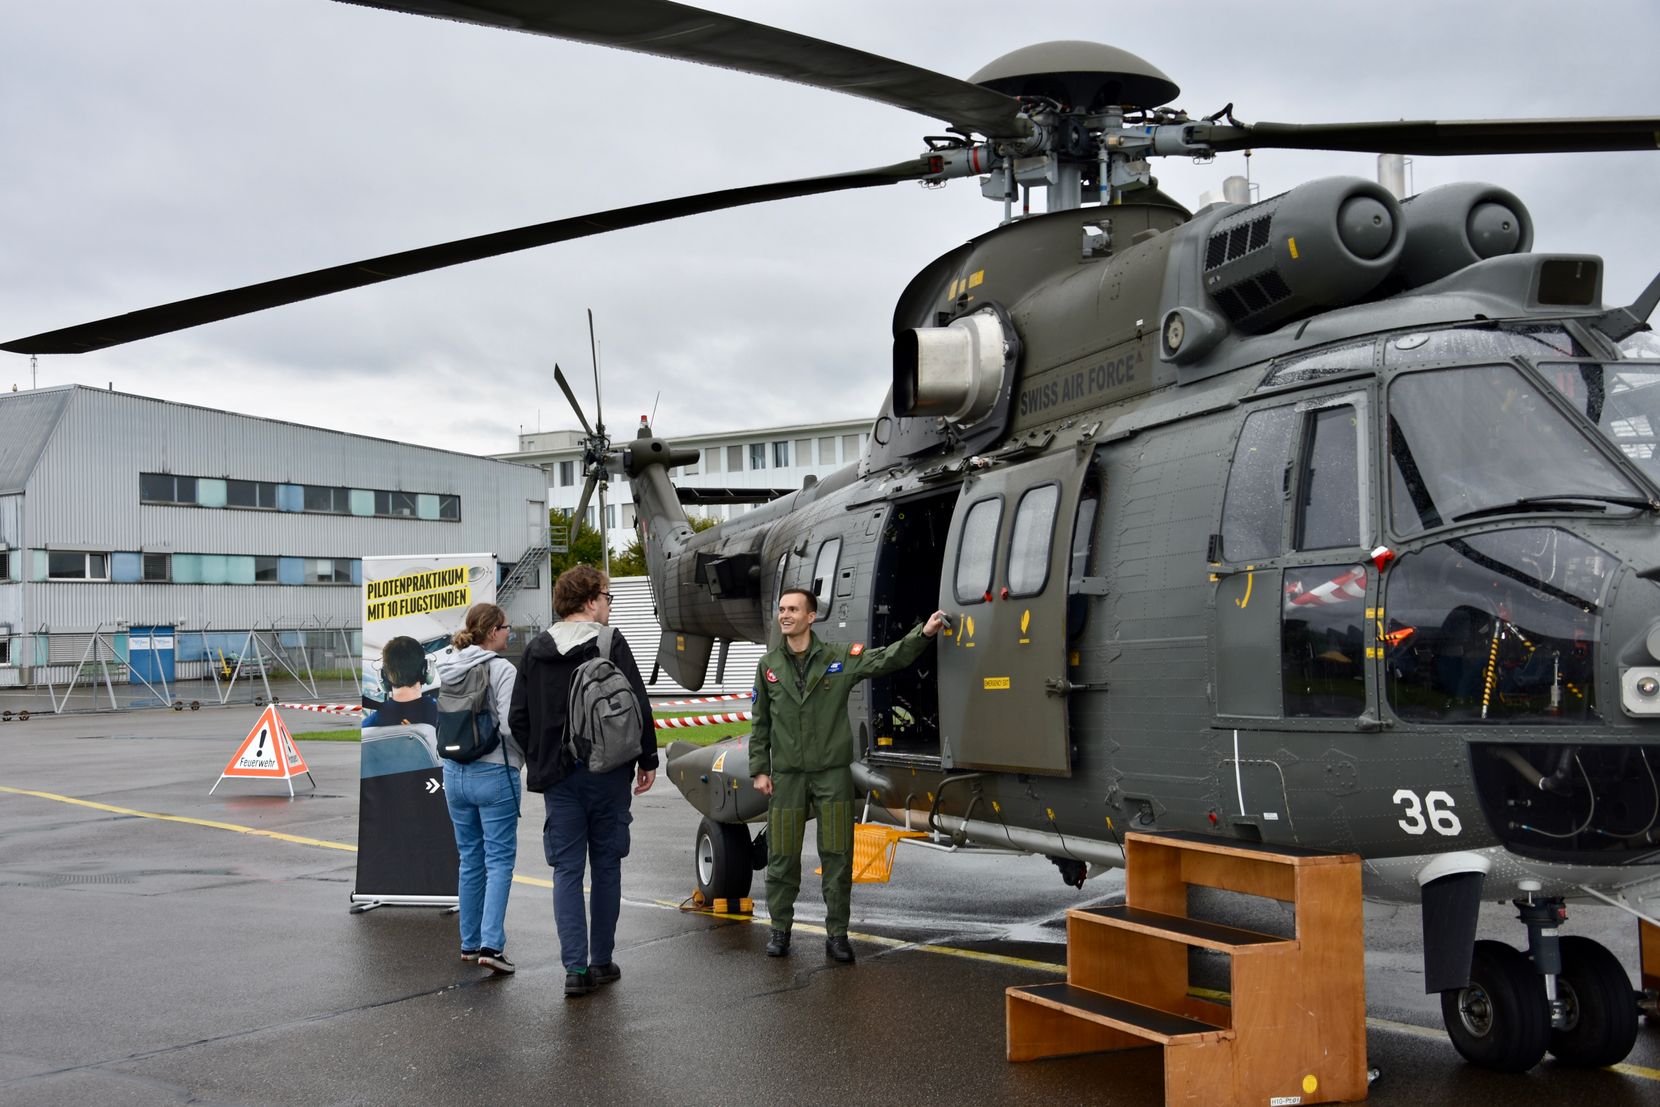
[436,660,501,763]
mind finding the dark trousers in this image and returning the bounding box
[543,763,633,971]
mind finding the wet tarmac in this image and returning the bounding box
[1,705,1656,1106]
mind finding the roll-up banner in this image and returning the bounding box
[351,553,496,910]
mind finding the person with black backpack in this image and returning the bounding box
[433,602,522,975]
[509,564,657,998]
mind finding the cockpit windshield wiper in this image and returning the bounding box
[1450,493,1657,523]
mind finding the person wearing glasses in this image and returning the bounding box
[510,564,656,997]
[434,603,521,975]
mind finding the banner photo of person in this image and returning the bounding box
[351,552,497,910]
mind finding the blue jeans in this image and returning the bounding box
[443,759,522,953]
[543,763,634,971]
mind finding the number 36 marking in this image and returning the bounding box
[1393,789,1463,836]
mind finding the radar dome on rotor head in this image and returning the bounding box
[969,41,1179,110]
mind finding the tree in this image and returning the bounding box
[610,513,718,578]
[547,509,606,578]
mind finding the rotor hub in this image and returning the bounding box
[968,41,1179,111]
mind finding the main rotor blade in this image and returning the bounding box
[572,474,598,537]
[1194,117,1660,156]
[336,0,1027,139]
[553,364,593,437]
[3,159,930,355]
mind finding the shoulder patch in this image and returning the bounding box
[826,661,844,674]
[849,643,865,656]
[750,687,759,702]
[765,668,779,683]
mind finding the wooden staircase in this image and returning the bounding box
[1007,831,1368,1105]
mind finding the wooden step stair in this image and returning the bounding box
[1006,831,1368,1105]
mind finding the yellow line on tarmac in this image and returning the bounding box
[0,785,357,853]
[6,782,1660,1083]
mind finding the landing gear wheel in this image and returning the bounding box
[1549,935,1640,1067]
[694,817,753,904]
[1441,939,1550,1072]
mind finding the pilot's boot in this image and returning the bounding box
[765,928,791,957]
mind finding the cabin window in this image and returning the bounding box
[1007,483,1059,596]
[1537,360,1660,482]
[1296,405,1361,550]
[1387,364,1639,535]
[1383,323,1585,367]
[953,497,1002,604]
[1382,528,1609,723]
[1258,340,1375,390]
[812,539,840,612]
[1220,406,1297,561]
[1281,562,1368,717]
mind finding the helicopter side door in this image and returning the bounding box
[937,449,1090,775]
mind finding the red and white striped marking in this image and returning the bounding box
[276,702,364,715]
[653,693,750,707]
[1285,566,1367,607]
[654,711,752,730]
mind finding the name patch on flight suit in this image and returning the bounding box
[849,644,865,656]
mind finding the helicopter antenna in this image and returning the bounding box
[649,391,661,429]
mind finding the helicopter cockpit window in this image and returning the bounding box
[1220,406,1297,562]
[1383,528,1610,723]
[1383,323,1585,367]
[1387,364,1641,535]
[1619,331,1660,360]
[1536,361,1660,484]
[1258,340,1376,391]
[1007,483,1060,597]
[1296,405,1362,550]
[811,538,841,613]
[953,497,1001,605]
[1282,562,1369,717]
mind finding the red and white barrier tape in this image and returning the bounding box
[653,693,750,707]
[654,711,752,730]
[276,702,364,715]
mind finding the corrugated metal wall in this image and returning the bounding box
[608,576,765,697]
[10,387,551,634]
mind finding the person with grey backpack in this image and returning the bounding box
[434,602,522,975]
[509,565,657,997]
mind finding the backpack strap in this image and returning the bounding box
[597,624,614,659]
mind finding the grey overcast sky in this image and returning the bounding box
[2,0,1657,457]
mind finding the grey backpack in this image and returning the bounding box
[436,660,500,763]
[565,625,644,773]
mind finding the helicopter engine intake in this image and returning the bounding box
[1202,176,1404,333]
[1396,182,1534,288]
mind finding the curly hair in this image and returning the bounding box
[554,564,607,618]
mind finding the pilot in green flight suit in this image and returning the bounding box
[749,587,946,963]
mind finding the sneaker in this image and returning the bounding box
[825,935,855,964]
[460,949,480,962]
[589,962,621,987]
[477,948,516,975]
[764,928,790,957]
[565,969,595,997]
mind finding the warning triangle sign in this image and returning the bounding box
[211,706,315,795]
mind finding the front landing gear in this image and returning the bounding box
[694,816,755,905]
[1439,888,1641,1072]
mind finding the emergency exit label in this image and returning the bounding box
[983,677,1011,690]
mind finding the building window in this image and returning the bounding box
[794,438,812,466]
[558,461,575,487]
[605,504,617,529]
[142,553,171,582]
[501,560,541,590]
[226,479,278,509]
[818,436,836,464]
[303,485,349,513]
[438,494,460,520]
[304,557,354,584]
[254,556,280,584]
[841,434,861,461]
[0,548,9,582]
[750,443,767,470]
[727,445,744,473]
[48,551,108,580]
[374,490,419,518]
[0,630,8,665]
[705,447,722,474]
[772,441,790,468]
[140,473,198,504]
[682,452,699,476]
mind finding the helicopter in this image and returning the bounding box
[7,0,1660,1080]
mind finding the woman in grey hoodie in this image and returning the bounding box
[435,602,522,974]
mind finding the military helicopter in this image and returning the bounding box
[8,0,1660,1078]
